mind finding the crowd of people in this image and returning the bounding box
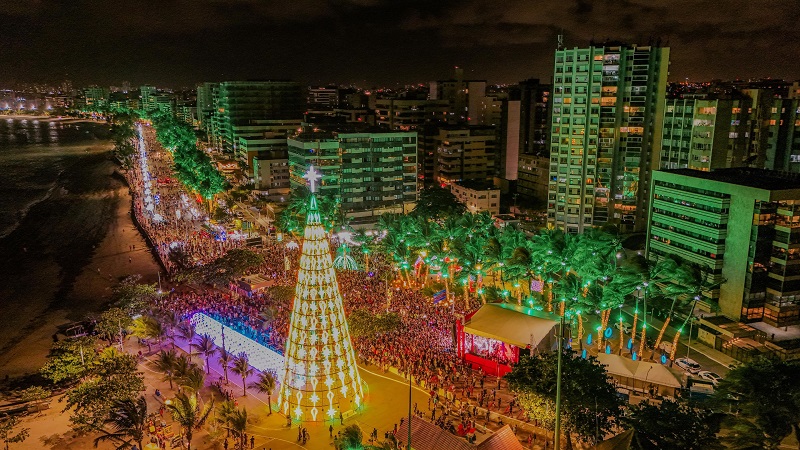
[126,124,545,448]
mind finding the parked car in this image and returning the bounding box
[615,322,631,334]
[675,357,702,374]
[698,371,723,386]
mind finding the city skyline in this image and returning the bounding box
[2,0,799,87]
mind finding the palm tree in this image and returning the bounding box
[230,353,253,397]
[128,315,166,352]
[93,396,148,450]
[160,311,182,350]
[248,371,277,415]
[225,408,248,450]
[340,424,364,449]
[180,365,206,397]
[217,348,233,385]
[154,349,178,389]
[165,392,214,450]
[173,353,194,381]
[215,400,236,431]
[178,322,197,359]
[191,334,217,374]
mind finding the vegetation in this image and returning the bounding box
[277,185,339,235]
[249,371,277,415]
[165,392,214,450]
[621,399,722,449]
[111,275,158,315]
[40,336,99,384]
[231,353,254,397]
[410,186,466,220]
[505,351,622,449]
[92,396,148,450]
[713,357,800,449]
[180,248,265,286]
[62,349,146,433]
[348,309,402,339]
[149,111,226,199]
[0,414,29,450]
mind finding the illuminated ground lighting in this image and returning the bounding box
[190,312,285,380]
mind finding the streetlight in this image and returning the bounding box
[554,313,565,450]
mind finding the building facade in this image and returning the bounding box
[210,81,304,153]
[548,44,670,233]
[287,131,418,226]
[433,126,497,186]
[450,182,501,215]
[517,153,551,206]
[647,168,800,327]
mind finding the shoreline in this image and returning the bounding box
[0,150,160,379]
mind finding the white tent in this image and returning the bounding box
[463,303,559,351]
[596,353,682,396]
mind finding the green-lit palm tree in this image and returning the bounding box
[225,407,249,450]
[230,353,253,397]
[165,392,214,450]
[248,370,277,415]
[154,349,178,389]
[340,424,365,449]
[217,348,233,385]
[93,396,148,450]
[160,311,182,350]
[191,334,217,374]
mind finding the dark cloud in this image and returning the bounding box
[0,0,797,87]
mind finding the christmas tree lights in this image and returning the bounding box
[278,166,364,422]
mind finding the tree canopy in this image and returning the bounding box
[621,399,722,450]
[505,351,622,448]
[713,357,800,449]
[411,186,466,220]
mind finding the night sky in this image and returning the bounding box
[1,0,798,87]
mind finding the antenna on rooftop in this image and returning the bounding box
[557,32,564,50]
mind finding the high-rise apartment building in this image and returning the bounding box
[647,168,800,327]
[433,126,497,186]
[374,98,449,130]
[210,81,304,153]
[660,98,751,171]
[430,67,487,125]
[140,85,157,112]
[287,131,418,226]
[547,44,669,233]
[83,86,110,110]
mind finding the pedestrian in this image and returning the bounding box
[250,435,255,449]
[339,411,344,425]
[223,438,228,450]
[330,424,333,438]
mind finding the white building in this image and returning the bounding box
[451,181,500,215]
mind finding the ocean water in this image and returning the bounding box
[0,118,111,238]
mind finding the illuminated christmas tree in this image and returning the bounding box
[279,166,364,422]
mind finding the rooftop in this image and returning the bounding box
[664,168,800,191]
[454,180,498,191]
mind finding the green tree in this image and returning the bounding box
[93,396,148,450]
[621,399,722,450]
[96,307,133,345]
[191,334,217,374]
[277,186,339,235]
[19,386,51,415]
[505,351,622,449]
[249,371,277,415]
[198,248,265,286]
[224,407,248,450]
[111,275,157,315]
[154,349,178,389]
[231,353,254,397]
[0,414,29,450]
[165,392,214,450]
[180,365,206,398]
[410,186,465,220]
[713,357,800,449]
[178,322,197,358]
[128,315,165,352]
[63,350,145,433]
[348,310,402,339]
[340,424,365,449]
[218,348,233,385]
[40,335,98,384]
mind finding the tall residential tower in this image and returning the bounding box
[547,44,669,233]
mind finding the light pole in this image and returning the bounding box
[554,314,565,450]
[686,317,695,359]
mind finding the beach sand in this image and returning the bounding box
[0,144,160,379]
